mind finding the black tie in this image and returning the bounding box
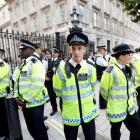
[122,66,126,74]
[75,64,81,72]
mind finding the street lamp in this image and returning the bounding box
[70,6,82,32]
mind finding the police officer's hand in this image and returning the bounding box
[15,98,26,107]
[52,66,56,72]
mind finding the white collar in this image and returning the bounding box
[116,61,125,69]
[34,52,40,57]
[0,59,3,62]
[26,56,34,63]
[97,53,103,57]
[69,58,84,67]
[52,57,58,61]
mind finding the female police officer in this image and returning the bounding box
[100,44,140,140]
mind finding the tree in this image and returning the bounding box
[120,0,140,22]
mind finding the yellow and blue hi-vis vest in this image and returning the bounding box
[13,56,49,108]
[53,60,98,126]
[0,60,11,98]
[100,63,137,123]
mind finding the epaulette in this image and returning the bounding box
[0,61,4,67]
[105,65,113,73]
[65,61,71,78]
[87,60,96,68]
[31,58,37,63]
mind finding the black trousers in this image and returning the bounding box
[64,119,95,140]
[110,113,140,140]
[136,86,140,115]
[99,93,107,109]
[22,105,48,140]
[45,80,57,112]
[0,98,9,138]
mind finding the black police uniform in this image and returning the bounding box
[45,47,62,116]
[95,46,108,109]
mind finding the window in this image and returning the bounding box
[21,0,26,13]
[92,8,100,28]
[21,18,28,32]
[32,0,36,7]
[13,22,19,31]
[79,4,86,23]
[119,22,123,36]
[103,0,107,9]
[93,12,97,27]
[31,15,38,32]
[112,2,116,17]
[59,3,65,23]
[2,11,5,18]
[104,15,109,31]
[43,9,50,28]
[112,19,117,34]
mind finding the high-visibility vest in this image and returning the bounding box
[100,63,137,123]
[0,60,10,98]
[13,56,49,108]
[134,61,140,86]
[53,60,98,126]
[132,56,140,87]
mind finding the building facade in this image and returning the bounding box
[4,0,140,51]
[0,3,11,31]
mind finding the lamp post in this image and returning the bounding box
[70,6,82,32]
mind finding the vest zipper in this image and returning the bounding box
[125,73,130,113]
[74,74,83,123]
[115,64,129,113]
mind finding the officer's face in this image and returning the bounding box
[19,48,34,59]
[70,44,86,63]
[35,48,42,55]
[98,48,106,55]
[52,51,59,58]
[120,53,132,64]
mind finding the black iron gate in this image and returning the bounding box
[0,29,66,72]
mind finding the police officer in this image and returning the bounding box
[0,49,10,140]
[100,44,140,140]
[95,45,109,109]
[46,46,62,116]
[32,42,49,129]
[33,42,48,73]
[132,47,140,115]
[53,29,98,140]
[13,39,49,140]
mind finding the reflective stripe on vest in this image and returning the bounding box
[63,82,96,91]
[26,95,49,107]
[62,89,94,100]
[19,77,44,82]
[107,106,135,119]
[63,108,97,124]
[109,92,134,99]
[17,84,41,90]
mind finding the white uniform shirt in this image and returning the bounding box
[69,58,84,67]
[96,54,108,67]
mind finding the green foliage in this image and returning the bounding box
[120,0,140,22]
